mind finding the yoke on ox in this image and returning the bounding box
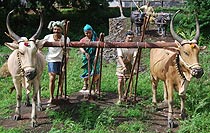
[130,10,146,36]
[5,10,45,127]
[150,10,205,128]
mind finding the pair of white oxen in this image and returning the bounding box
[5,10,206,128]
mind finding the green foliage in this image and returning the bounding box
[178,112,210,133]
[0,126,23,133]
[77,102,102,129]
[71,0,109,10]
[116,121,150,133]
[0,6,121,45]
[186,0,210,41]
[96,106,120,127]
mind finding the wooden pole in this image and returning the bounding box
[124,14,146,101]
[135,15,149,101]
[43,41,177,48]
[56,20,69,99]
[98,33,104,97]
[89,33,103,97]
[64,21,69,99]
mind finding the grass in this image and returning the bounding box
[0,44,210,132]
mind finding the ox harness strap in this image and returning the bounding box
[175,54,186,87]
[17,51,25,77]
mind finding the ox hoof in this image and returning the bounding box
[181,113,188,120]
[168,120,174,128]
[168,119,177,128]
[25,102,31,107]
[13,114,21,121]
[31,121,38,127]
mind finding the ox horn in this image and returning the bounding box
[6,10,21,41]
[193,17,200,41]
[170,10,183,43]
[30,12,43,40]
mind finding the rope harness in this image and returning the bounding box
[175,52,201,87]
[17,51,25,77]
[175,54,186,80]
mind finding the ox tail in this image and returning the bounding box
[0,61,14,94]
[0,61,11,78]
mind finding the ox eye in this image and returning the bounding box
[184,51,189,56]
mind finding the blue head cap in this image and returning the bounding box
[83,24,97,41]
[83,24,93,32]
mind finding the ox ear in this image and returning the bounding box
[175,40,181,48]
[200,46,207,51]
[35,39,46,49]
[4,42,19,50]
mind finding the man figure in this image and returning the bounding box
[44,20,70,104]
[140,1,155,22]
[116,30,137,104]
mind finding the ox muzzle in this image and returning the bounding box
[191,67,204,79]
[134,18,144,26]
[24,69,37,81]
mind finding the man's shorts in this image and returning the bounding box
[48,62,62,74]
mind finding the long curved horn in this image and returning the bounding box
[30,12,43,40]
[170,10,183,43]
[6,10,21,41]
[193,17,200,41]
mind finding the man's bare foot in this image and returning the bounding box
[47,98,53,104]
[59,95,68,99]
[82,84,88,90]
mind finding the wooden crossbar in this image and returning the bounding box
[43,41,177,48]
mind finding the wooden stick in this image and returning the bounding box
[98,33,104,97]
[56,20,70,99]
[125,14,148,101]
[89,33,103,97]
[134,15,150,101]
[64,20,70,99]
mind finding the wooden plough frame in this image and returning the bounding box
[43,18,176,101]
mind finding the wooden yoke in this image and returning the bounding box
[43,41,177,48]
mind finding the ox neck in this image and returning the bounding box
[175,54,186,80]
[175,54,188,87]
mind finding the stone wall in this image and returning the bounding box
[103,17,130,63]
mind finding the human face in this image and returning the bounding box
[125,35,134,42]
[84,30,93,39]
[53,26,62,35]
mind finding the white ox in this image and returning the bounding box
[5,10,45,127]
[150,10,206,128]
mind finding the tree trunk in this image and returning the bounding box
[118,0,125,18]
